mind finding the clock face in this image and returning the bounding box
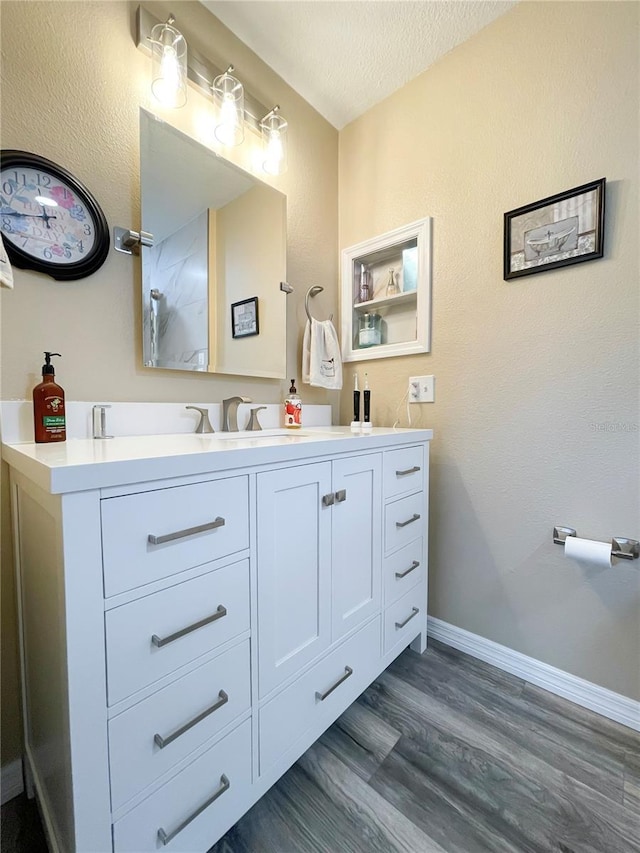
[0,151,109,280]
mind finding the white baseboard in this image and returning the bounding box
[427,617,640,732]
[1,757,24,805]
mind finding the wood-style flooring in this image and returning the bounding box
[2,639,639,852]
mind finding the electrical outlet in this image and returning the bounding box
[409,375,435,403]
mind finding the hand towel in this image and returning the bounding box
[0,234,14,289]
[302,318,343,390]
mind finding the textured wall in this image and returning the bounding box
[339,2,639,698]
[0,0,338,766]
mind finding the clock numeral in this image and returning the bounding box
[83,224,92,236]
[2,181,15,195]
[43,247,53,260]
[2,218,13,232]
[35,173,51,188]
[78,240,84,254]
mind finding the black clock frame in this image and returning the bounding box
[0,150,110,281]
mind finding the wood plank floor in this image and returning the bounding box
[2,640,638,852]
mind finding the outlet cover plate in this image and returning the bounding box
[409,375,435,403]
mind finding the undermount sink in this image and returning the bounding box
[211,428,337,441]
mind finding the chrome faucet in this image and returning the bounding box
[222,396,252,432]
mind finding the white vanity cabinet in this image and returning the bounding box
[4,427,431,853]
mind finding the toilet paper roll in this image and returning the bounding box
[564,536,613,567]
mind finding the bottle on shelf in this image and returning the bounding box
[358,263,371,303]
[386,268,399,296]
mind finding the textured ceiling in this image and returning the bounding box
[202,1,516,129]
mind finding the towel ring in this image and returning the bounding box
[305,286,333,323]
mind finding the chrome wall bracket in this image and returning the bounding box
[553,526,576,545]
[114,227,154,255]
[553,526,639,560]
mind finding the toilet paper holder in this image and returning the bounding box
[553,526,639,560]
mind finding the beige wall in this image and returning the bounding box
[339,1,639,698]
[0,1,339,766]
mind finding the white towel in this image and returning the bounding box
[0,234,14,289]
[302,318,343,390]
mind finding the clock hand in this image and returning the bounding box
[2,211,58,221]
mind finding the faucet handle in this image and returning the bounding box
[247,406,267,431]
[186,406,214,434]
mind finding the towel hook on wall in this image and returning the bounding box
[305,285,333,323]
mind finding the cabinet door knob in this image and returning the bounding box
[322,492,335,506]
[335,489,347,503]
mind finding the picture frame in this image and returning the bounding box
[231,297,259,338]
[503,178,605,281]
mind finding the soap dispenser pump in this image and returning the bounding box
[32,352,66,443]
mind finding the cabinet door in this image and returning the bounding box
[257,462,332,697]
[331,454,382,641]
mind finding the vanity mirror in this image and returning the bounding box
[140,109,287,378]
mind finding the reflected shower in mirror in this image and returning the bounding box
[140,109,287,378]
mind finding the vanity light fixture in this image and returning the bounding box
[212,66,245,146]
[148,14,187,108]
[260,106,288,175]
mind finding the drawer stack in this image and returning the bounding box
[382,445,428,655]
[101,475,252,850]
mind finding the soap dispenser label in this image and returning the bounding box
[284,397,302,427]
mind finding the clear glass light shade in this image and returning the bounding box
[150,22,187,108]
[261,111,288,175]
[213,71,245,146]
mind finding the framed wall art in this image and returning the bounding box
[503,178,605,281]
[231,296,259,338]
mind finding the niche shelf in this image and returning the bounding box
[340,217,432,362]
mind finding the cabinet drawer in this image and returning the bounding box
[106,561,250,705]
[383,538,424,605]
[383,445,424,499]
[109,641,250,812]
[384,585,426,655]
[113,719,251,853]
[384,491,426,554]
[259,617,381,775]
[102,476,249,597]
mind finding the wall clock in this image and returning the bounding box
[0,150,109,281]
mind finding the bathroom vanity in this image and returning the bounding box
[3,426,431,852]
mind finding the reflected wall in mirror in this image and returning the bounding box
[140,109,287,378]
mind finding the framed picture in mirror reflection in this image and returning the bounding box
[231,297,259,338]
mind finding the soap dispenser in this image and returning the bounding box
[32,352,66,443]
[284,379,302,429]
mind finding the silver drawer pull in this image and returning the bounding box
[395,560,420,579]
[322,493,335,506]
[396,513,421,529]
[148,516,225,545]
[157,774,230,846]
[395,607,419,630]
[154,690,229,749]
[315,665,353,701]
[151,605,227,648]
[396,465,420,476]
[335,489,347,503]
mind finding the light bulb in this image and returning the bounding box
[216,93,241,145]
[149,20,187,109]
[263,129,284,175]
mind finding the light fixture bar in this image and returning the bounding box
[136,5,268,131]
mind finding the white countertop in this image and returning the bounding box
[2,427,433,494]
